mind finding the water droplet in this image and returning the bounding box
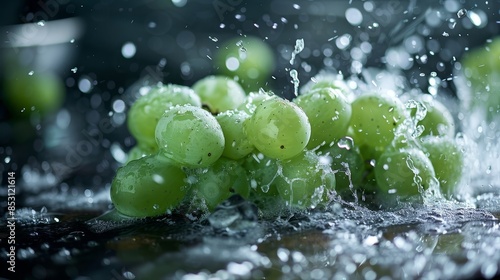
[277,248,290,262]
[153,204,160,210]
[457,8,467,18]
[345,8,363,26]
[467,10,483,27]
[225,57,240,71]
[37,20,45,26]
[260,184,270,193]
[171,0,187,7]
[71,67,78,73]
[121,42,136,59]
[78,77,93,93]
[337,137,354,150]
[152,174,165,184]
[122,271,136,280]
[208,36,218,42]
[28,70,34,76]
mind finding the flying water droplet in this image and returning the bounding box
[457,8,467,18]
[290,38,304,65]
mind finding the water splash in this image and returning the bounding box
[289,38,304,65]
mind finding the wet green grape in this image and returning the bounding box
[110,155,188,217]
[350,93,406,149]
[374,147,436,197]
[192,75,246,113]
[420,136,464,196]
[245,97,311,160]
[155,105,224,168]
[127,84,201,148]
[216,110,254,160]
[191,157,250,210]
[294,87,352,149]
[275,150,336,208]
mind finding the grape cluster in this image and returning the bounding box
[110,73,465,217]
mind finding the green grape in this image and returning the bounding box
[300,72,355,102]
[237,90,274,114]
[127,84,202,148]
[191,157,250,210]
[126,145,157,164]
[215,36,275,91]
[215,110,254,160]
[110,154,188,217]
[245,97,311,160]
[4,70,65,118]
[155,105,224,168]
[318,137,365,194]
[350,93,406,149]
[242,152,280,196]
[420,136,464,196]
[374,147,436,197]
[191,75,246,113]
[294,87,352,149]
[275,150,336,208]
[409,95,455,138]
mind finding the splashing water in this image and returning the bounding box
[289,38,304,65]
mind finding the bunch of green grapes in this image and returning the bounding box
[300,73,465,202]
[110,48,468,217]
